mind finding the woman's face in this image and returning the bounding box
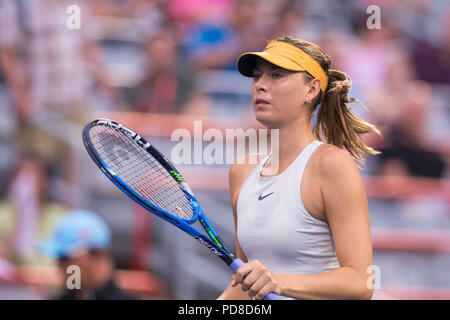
[251,58,310,128]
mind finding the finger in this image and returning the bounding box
[254,284,275,301]
[231,274,237,287]
[241,267,262,292]
[233,262,255,285]
[247,274,270,298]
[254,278,278,300]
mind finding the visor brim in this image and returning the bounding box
[237,52,306,77]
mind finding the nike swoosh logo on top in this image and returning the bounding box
[258,192,274,201]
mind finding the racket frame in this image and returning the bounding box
[82,119,235,265]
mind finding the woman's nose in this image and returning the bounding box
[255,75,268,92]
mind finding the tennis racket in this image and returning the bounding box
[82,118,279,300]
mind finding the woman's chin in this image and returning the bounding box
[255,113,279,128]
[254,108,271,119]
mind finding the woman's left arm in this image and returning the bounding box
[233,147,374,300]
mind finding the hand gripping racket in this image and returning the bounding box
[82,119,279,300]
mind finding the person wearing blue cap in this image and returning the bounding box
[39,210,133,300]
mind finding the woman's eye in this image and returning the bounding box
[252,74,261,80]
[272,73,282,79]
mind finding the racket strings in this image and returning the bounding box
[90,126,194,221]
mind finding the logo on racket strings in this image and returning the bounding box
[169,170,185,182]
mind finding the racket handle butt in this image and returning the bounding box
[229,258,280,300]
[262,292,279,300]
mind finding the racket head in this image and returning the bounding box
[82,118,198,225]
[83,118,236,265]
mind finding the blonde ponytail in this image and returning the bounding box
[276,36,380,163]
[315,69,380,163]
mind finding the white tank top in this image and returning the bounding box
[237,140,340,294]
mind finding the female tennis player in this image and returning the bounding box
[218,36,380,300]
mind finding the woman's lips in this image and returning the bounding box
[254,98,270,108]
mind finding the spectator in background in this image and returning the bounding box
[342,15,399,98]
[167,0,234,32]
[39,210,134,300]
[126,29,198,113]
[0,0,110,263]
[376,81,446,178]
[411,6,450,84]
[90,0,168,32]
[182,0,267,71]
[365,51,446,178]
[268,0,306,40]
[366,50,417,136]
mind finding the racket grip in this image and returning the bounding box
[229,258,280,300]
[229,258,245,273]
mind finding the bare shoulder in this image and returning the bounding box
[313,143,369,225]
[313,143,361,178]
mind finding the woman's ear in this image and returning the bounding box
[305,78,322,104]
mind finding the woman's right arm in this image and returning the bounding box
[217,155,261,300]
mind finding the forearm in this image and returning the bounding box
[276,267,373,300]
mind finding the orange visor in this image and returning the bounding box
[237,40,328,94]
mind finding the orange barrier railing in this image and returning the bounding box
[93,111,261,139]
[372,229,450,253]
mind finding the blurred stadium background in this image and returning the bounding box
[0,0,449,299]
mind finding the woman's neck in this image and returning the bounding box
[264,117,316,176]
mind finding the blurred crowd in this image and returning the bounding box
[0,0,449,298]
